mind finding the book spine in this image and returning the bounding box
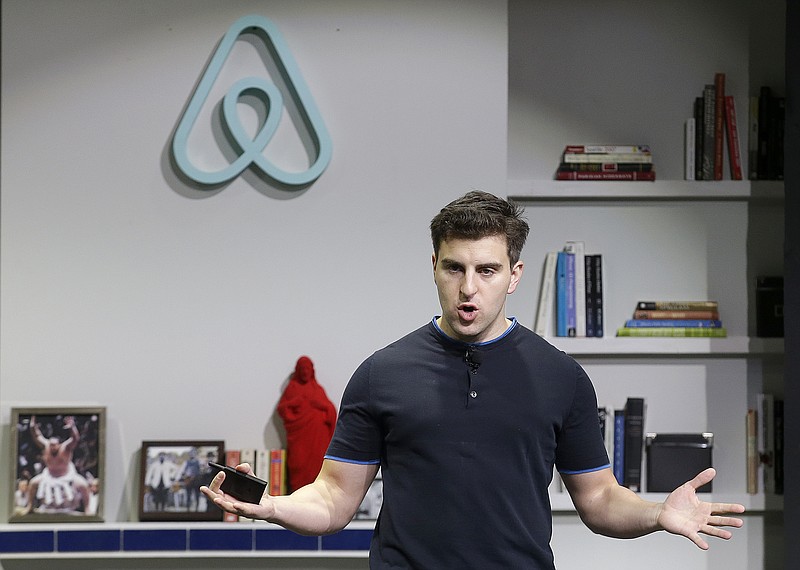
[565,251,576,337]
[565,241,586,336]
[633,309,720,320]
[758,393,775,494]
[724,95,743,180]
[556,251,568,337]
[555,171,656,181]
[774,399,784,494]
[256,449,270,484]
[557,162,653,172]
[769,97,785,179]
[757,86,771,179]
[714,72,725,180]
[223,450,242,522]
[748,95,759,179]
[615,327,728,337]
[535,251,558,337]
[685,117,695,180]
[561,154,653,164]
[613,410,625,485]
[269,449,283,496]
[623,397,645,492]
[702,84,715,180]
[593,255,604,337]
[624,319,722,328]
[585,254,595,337]
[564,145,651,154]
[747,409,758,494]
[636,301,718,311]
[694,96,705,180]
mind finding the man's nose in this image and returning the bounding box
[460,271,478,297]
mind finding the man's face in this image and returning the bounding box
[432,235,523,344]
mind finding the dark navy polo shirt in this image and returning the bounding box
[326,318,610,569]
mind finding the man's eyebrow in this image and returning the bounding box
[439,258,505,270]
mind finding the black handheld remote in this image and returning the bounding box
[208,461,268,503]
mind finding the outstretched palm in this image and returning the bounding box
[657,468,745,550]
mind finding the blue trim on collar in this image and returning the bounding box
[431,316,518,348]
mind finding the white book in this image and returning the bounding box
[256,449,271,482]
[535,251,558,337]
[564,241,586,337]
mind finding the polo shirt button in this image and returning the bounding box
[469,390,478,398]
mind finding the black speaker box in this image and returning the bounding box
[646,433,713,493]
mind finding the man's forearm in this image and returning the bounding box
[268,480,358,536]
[578,483,662,539]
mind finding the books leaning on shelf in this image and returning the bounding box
[605,398,647,491]
[616,300,726,337]
[534,242,603,338]
[688,72,743,181]
[556,145,655,181]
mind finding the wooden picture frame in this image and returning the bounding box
[10,407,106,523]
[139,440,224,522]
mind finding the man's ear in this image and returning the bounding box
[431,252,437,271]
[507,261,524,294]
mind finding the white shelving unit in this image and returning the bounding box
[510,180,784,514]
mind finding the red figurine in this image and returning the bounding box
[277,356,337,492]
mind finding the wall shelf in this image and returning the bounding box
[507,180,784,203]
[542,336,784,358]
[0,521,375,560]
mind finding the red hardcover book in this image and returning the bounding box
[714,73,725,180]
[558,162,653,172]
[555,171,656,181]
[725,95,744,180]
[563,145,651,155]
[269,449,287,496]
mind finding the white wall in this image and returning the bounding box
[0,0,508,523]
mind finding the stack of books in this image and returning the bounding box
[535,241,603,338]
[555,145,655,181]
[616,300,727,337]
[686,72,743,181]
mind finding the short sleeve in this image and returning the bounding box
[325,357,382,464]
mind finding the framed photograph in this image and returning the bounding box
[10,407,106,523]
[139,440,224,521]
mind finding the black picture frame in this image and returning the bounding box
[10,407,106,523]
[139,440,224,522]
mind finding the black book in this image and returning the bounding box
[757,85,772,179]
[694,96,704,180]
[623,397,646,492]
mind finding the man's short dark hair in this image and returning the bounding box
[430,190,530,266]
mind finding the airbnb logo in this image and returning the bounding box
[172,15,332,188]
